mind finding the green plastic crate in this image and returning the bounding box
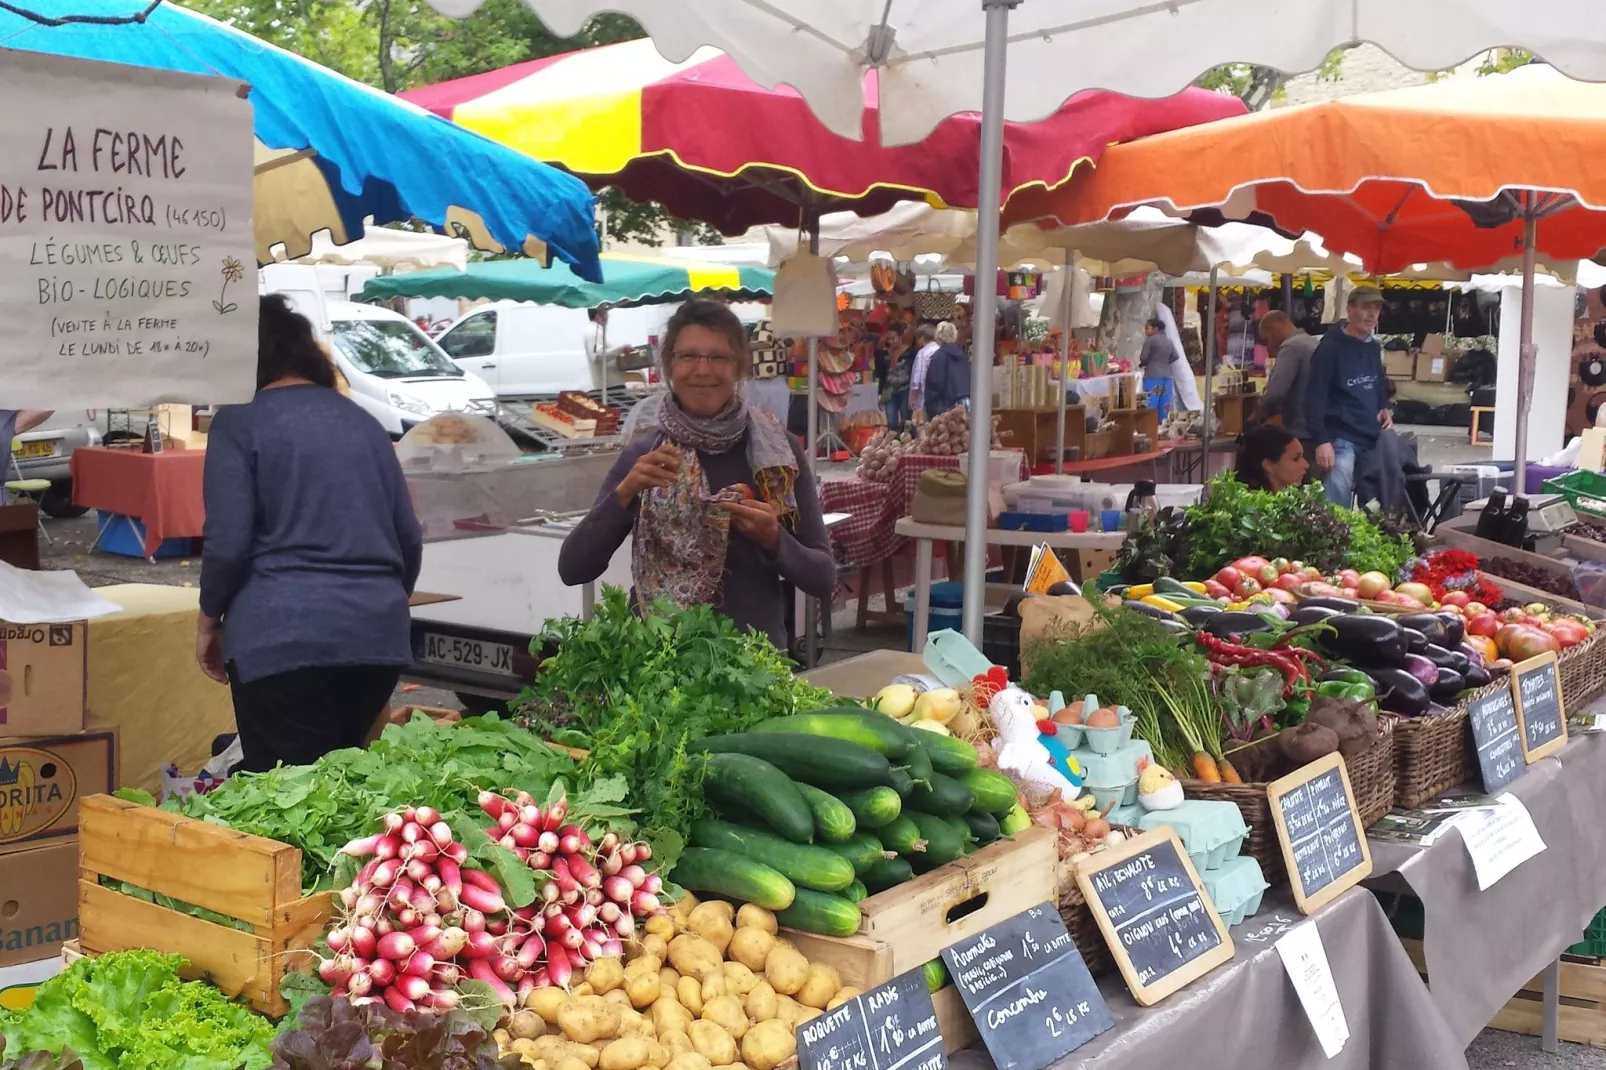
[1568,907,1606,959]
[1095,568,1124,592]
[1543,470,1606,520]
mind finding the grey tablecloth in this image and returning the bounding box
[1368,727,1606,1046]
[952,888,1467,1070]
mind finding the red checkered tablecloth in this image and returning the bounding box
[820,452,1029,569]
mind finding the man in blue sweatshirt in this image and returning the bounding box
[1302,286,1393,506]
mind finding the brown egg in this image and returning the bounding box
[1085,707,1121,729]
[1052,701,1085,725]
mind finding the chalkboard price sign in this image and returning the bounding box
[1073,828,1234,1007]
[940,902,1111,1070]
[1513,652,1568,762]
[796,966,945,1070]
[1467,683,1525,793]
[1266,752,1374,914]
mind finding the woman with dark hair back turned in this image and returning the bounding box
[559,298,834,650]
[1235,423,1310,493]
[198,295,423,771]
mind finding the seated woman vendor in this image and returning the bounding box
[559,299,835,650]
[1235,423,1310,493]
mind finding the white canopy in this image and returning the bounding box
[285,225,470,272]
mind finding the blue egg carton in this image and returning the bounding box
[1201,855,1269,927]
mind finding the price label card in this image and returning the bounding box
[1267,752,1374,915]
[1453,795,1547,891]
[1074,827,1234,1007]
[1467,683,1525,793]
[940,902,1111,1070]
[796,966,945,1070]
[1512,652,1568,762]
[1275,920,1350,1059]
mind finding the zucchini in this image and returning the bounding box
[963,810,1001,845]
[670,847,795,911]
[774,887,862,937]
[692,733,894,791]
[826,833,890,875]
[843,880,868,904]
[907,812,965,866]
[899,741,934,785]
[999,802,1032,836]
[907,771,976,818]
[794,783,857,843]
[702,752,815,844]
[839,786,902,829]
[689,819,856,893]
[878,815,928,856]
[749,710,912,759]
[914,732,980,777]
[923,959,948,994]
[961,768,1020,815]
[861,856,914,894]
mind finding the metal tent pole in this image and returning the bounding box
[1055,258,1079,475]
[960,0,1016,643]
[1202,268,1219,475]
[599,309,609,408]
[1513,192,1538,495]
[803,222,822,667]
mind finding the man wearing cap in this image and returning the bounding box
[1302,286,1392,506]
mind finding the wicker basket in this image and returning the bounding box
[1058,866,1116,977]
[1187,718,1396,889]
[1392,701,1474,809]
[1559,629,1606,711]
[1082,430,1112,460]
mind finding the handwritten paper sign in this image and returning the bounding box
[1512,653,1567,762]
[796,966,945,1070]
[1453,795,1547,891]
[1074,827,1234,1006]
[940,902,1111,1069]
[1467,684,1525,793]
[1267,752,1373,915]
[0,50,255,409]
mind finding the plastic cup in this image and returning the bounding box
[1069,510,1089,533]
[1100,508,1122,532]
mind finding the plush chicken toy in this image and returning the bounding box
[989,683,1084,806]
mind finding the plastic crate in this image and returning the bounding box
[1543,470,1606,520]
[980,613,1022,678]
[1569,908,1606,960]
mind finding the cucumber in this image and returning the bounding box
[907,812,965,866]
[689,819,856,893]
[878,815,928,856]
[826,833,890,875]
[923,959,949,993]
[839,787,902,829]
[692,734,894,790]
[749,711,912,759]
[702,752,815,844]
[774,887,862,937]
[887,766,916,799]
[861,856,914,894]
[670,847,796,911]
[795,783,857,843]
[908,771,976,818]
[843,880,868,904]
[899,741,934,786]
[961,768,1021,816]
[963,810,1001,845]
[999,802,1032,836]
[914,732,980,776]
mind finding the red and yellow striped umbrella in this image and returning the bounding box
[403,38,1245,235]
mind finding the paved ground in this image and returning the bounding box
[38,424,1601,1067]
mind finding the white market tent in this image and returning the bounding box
[279,225,471,272]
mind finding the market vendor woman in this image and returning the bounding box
[559,299,834,649]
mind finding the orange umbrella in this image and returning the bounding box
[1006,65,1606,486]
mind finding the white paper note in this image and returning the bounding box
[1454,794,1547,891]
[0,560,122,623]
[1276,920,1350,1059]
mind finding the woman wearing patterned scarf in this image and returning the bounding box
[559,299,834,650]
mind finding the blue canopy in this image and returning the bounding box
[0,1,602,280]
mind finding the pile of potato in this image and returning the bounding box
[856,428,913,483]
[497,895,857,1070]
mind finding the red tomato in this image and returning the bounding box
[1298,567,1324,581]
[1439,591,1471,608]
[1465,613,1500,638]
[1235,577,1263,597]
[1274,573,1305,592]
[1338,569,1361,588]
[1270,557,1292,575]
[1203,580,1232,600]
[1264,587,1296,604]
[1340,587,1360,600]
[1501,607,1531,622]
[1546,620,1590,648]
[1232,556,1270,575]
[1214,567,1242,591]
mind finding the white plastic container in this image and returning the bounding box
[959,449,1027,491]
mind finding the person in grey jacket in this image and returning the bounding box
[923,321,971,417]
[1256,311,1320,450]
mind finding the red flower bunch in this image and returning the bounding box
[1405,549,1504,604]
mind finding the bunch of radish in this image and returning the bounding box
[476,789,664,992]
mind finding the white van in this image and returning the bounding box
[435,301,665,398]
[261,265,499,437]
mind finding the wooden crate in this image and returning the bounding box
[1490,958,1606,1049]
[77,794,333,1016]
[1213,393,1258,437]
[781,826,1057,1053]
[1108,407,1159,451]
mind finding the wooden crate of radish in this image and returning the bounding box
[76,793,335,1016]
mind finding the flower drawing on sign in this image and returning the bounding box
[214,256,245,315]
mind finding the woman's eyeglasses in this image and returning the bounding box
[672,351,737,370]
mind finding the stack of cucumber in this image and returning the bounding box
[669,708,1029,939]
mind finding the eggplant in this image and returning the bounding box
[1123,600,1178,622]
[1438,614,1466,648]
[1420,644,1459,670]
[1446,652,1472,676]
[1289,605,1343,626]
[1301,596,1363,614]
[1463,664,1492,689]
[1316,614,1406,667]
[1397,613,1449,647]
[1402,653,1439,687]
[1201,611,1277,638]
[1156,617,1193,636]
[1429,667,1466,702]
[1365,668,1433,717]
[1402,627,1428,655]
[1180,605,1224,628]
